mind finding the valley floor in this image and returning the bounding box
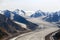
[16,27,59,40]
[9,27,59,40]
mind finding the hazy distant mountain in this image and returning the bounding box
[30,10,46,18]
[13,9,26,16]
[29,10,60,22]
[43,11,60,22]
[2,9,60,22]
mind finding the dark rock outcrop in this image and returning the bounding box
[0,14,29,40]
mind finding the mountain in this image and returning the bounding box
[30,10,46,18]
[3,10,38,30]
[0,14,29,40]
[20,10,26,15]
[0,28,8,40]
[11,9,60,22]
[43,12,60,22]
[0,9,39,40]
[29,10,60,22]
[15,9,25,15]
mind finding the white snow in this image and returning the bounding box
[9,17,59,40]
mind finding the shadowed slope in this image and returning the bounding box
[0,14,29,40]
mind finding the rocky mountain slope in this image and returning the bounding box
[0,14,38,40]
[0,14,29,40]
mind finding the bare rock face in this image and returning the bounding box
[53,31,60,40]
[0,14,38,40]
[0,14,29,40]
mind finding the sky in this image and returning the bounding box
[0,0,60,12]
